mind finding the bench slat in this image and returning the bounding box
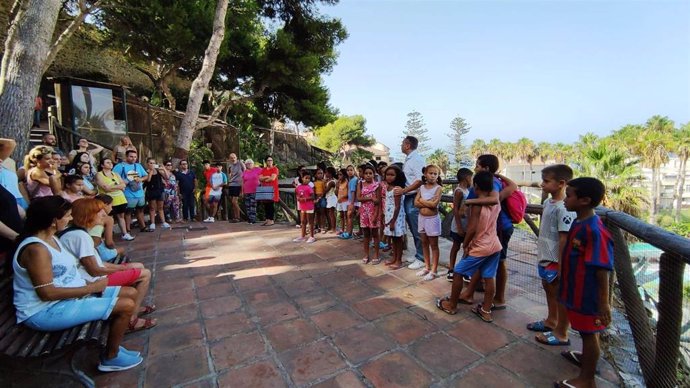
[17,331,50,358]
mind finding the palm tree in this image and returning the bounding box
[537,142,554,164]
[515,137,538,181]
[427,148,450,178]
[578,142,648,218]
[639,116,674,224]
[672,123,690,221]
[470,139,487,159]
[552,143,569,163]
[487,138,508,165]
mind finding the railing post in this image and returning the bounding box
[608,224,656,386]
[650,252,684,388]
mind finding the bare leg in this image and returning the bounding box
[440,272,465,312]
[420,233,430,270]
[449,241,461,270]
[115,214,128,236]
[362,228,371,260]
[561,333,599,388]
[104,291,135,359]
[300,212,307,237]
[148,201,156,227]
[429,236,439,273]
[156,201,165,225]
[307,213,315,237]
[494,261,507,305]
[124,212,132,233]
[371,227,379,262]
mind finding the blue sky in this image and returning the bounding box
[320,0,690,156]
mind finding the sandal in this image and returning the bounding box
[436,297,457,315]
[536,331,570,346]
[553,380,577,388]
[527,320,553,332]
[139,305,156,316]
[361,257,370,264]
[140,228,154,233]
[387,263,403,270]
[127,317,157,333]
[561,351,600,373]
[370,258,381,265]
[472,304,493,323]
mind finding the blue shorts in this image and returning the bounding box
[23,286,120,331]
[126,196,146,209]
[97,242,118,262]
[16,197,29,210]
[538,261,559,283]
[454,251,500,279]
[315,197,327,209]
[208,194,221,204]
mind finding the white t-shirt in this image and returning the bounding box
[403,150,426,195]
[59,229,106,282]
[210,172,224,196]
[537,198,576,264]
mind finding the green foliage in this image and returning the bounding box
[428,148,450,177]
[239,125,269,164]
[313,115,375,165]
[447,116,471,167]
[403,111,430,155]
[188,139,214,187]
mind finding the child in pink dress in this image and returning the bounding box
[294,172,316,243]
[357,165,381,264]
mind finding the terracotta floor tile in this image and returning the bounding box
[154,287,196,310]
[293,290,339,315]
[491,342,580,387]
[278,340,347,386]
[330,281,380,303]
[243,286,288,307]
[445,317,515,355]
[154,303,199,328]
[408,332,481,378]
[374,310,435,345]
[235,275,274,292]
[450,361,528,388]
[360,351,434,388]
[148,321,204,357]
[279,277,320,297]
[332,324,391,364]
[351,295,404,320]
[364,273,409,292]
[311,370,367,388]
[217,360,288,388]
[252,300,300,324]
[310,306,364,335]
[144,346,210,388]
[265,318,322,352]
[210,331,267,370]
[199,295,242,318]
[204,311,255,341]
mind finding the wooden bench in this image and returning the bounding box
[0,258,113,387]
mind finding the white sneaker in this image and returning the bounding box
[422,272,437,281]
[306,237,316,244]
[148,224,156,231]
[121,233,135,241]
[416,269,430,277]
[408,260,425,270]
[203,217,213,223]
[293,237,305,242]
[161,222,171,229]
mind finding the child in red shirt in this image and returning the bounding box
[294,171,316,243]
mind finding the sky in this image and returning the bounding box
[319,0,690,157]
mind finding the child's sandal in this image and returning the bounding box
[472,304,493,323]
[361,257,370,264]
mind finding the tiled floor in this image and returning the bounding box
[14,222,624,387]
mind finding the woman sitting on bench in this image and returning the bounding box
[12,196,143,372]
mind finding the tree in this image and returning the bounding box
[447,116,471,167]
[672,123,690,222]
[638,115,674,223]
[312,115,375,165]
[0,0,101,157]
[428,148,450,178]
[515,137,538,181]
[537,142,554,164]
[174,0,229,160]
[403,110,430,155]
[469,139,487,159]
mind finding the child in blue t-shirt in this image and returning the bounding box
[555,177,613,388]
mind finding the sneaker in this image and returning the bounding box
[423,272,437,281]
[416,268,430,277]
[338,232,352,240]
[161,222,171,229]
[379,242,388,249]
[119,346,141,357]
[203,217,213,223]
[147,224,156,231]
[306,237,316,244]
[447,270,454,282]
[408,260,425,270]
[293,237,306,242]
[121,233,135,241]
[295,224,301,228]
[98,350,143,372]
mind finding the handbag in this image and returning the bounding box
[255,186,275,202]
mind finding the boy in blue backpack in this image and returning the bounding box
[554,177,613,388]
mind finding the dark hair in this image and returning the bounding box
[326,166,337,178]
[338,168,348,181]
[542,164,574,182]
[456,167,473,182]
[125,149,137,156]
[404,136,419,150]
[377,161,388,168]
[568,177,605,207]
[99,157,113,171]
[384,165,407,188]
[202,160,210,164]
[362,164,376,176]
[473,171,494,192]
[214,163,222,167]
[476,154,499,173]
[95,194,114,205]
[64,174,83,187]
[300,170,312,179]
[180,159,189,164]
[70,151,90,171]
[16,196,72,244]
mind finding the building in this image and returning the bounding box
[363,142,391,163]
[641,154,690,209]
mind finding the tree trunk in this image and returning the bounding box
[173,0,228,161]
[649,168,658,224]
[674,155,687,222]
[0,0,63,159]
[42,0,101,74]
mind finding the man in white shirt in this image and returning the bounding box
[394,136,426,269]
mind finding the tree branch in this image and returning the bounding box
[194,84,268,130]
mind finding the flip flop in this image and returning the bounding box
[387,264,403,270]
[553,380,576,388]
[536,331,570,346]
[139,305,156,316]
[370,258,382,265]
[491,304,507,310]
[127,317,157,333]
[561,350,582,367]
[436,297,457,315]
[527,320,553,332]
[472,304,493,323]
[457,298,473,305]
[361,257,370,264]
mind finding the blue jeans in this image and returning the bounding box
[403,195,423,261]
[181,191,196,220]
[24,287,120,331]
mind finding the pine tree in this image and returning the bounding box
[447,116,471,167]
[403,110,430,155]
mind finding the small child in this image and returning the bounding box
[377,161,390,250]
[60,174,86,202]
[92,195,128,263]
[335,168,349,236]
[436,171,502,322]
[554,177,613,388]
[324,167,338,233]
[447,168,473,282]
[357,164,382,264]
[339,165,357,240]
[294,171,316,243]
[530,165,576,348]
[415,164,443,280]
[314,168,326,233]
[382,165,406,269]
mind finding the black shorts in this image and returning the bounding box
[146,191,165,201]
[450,231,465,244]
[110,203,127,215]
[227,186,241,197]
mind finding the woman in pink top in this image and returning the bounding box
[241,159,262,224]
[25,146,56,200]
